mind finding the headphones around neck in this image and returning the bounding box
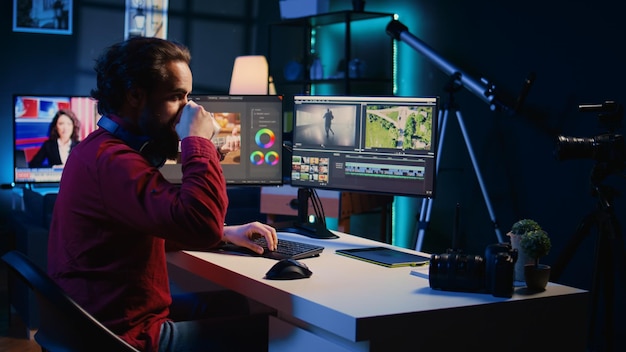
[97,116,166,168]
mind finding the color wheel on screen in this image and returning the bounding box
[249,151,265,165]
[264,151,279,165]
[255,128,275,148]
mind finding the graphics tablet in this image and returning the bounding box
[336,247,430,267]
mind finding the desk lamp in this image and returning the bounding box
[229,55,274,94]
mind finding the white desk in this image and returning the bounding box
[167,232,589,351]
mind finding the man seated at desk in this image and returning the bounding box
[47,36,277,352]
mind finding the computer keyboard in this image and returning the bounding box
[254,237,324,260]
[219,237,324,260]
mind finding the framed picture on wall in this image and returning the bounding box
[124,0,168,39]
[13,0,73,35]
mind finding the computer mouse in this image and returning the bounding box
[265,258,312,280]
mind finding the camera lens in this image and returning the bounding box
[429,253,485,292]
[555,134,625,162]
[555,136,596,160]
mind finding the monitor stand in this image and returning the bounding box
[273,188,339,240]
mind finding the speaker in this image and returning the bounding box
[97,116,166,167]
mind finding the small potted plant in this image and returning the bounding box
[510,219,542,236]
[508,219,542,281]
[520,229,552,291]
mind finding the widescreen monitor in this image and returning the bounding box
[13,94,284,186]
[290,95,438,197]
[280,95,438,239]
[160,94,284,185]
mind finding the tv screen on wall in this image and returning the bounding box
[13,95,99,184]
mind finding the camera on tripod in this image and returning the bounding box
[555,101,625,165]
[428,243,518,298]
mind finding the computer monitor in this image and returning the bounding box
[160,94,284,186]
[13,95,100,185]
[284,95,439,238]
[13,94,284,187]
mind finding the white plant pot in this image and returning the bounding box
[509,232,534,282]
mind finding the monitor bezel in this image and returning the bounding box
[161,94,285,187]
[289,95,439,198]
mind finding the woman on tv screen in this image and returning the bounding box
[28,108,81,168]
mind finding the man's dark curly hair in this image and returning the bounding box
[91,37,191,116]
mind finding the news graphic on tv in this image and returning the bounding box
[13,95,100,184]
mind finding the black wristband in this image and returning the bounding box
[216,147,226,161]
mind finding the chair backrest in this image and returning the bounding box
[1,250,140,352]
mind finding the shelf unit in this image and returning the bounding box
[268,11,396,99]
[266,12,398,242]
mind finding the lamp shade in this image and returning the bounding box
[229,55,269,94]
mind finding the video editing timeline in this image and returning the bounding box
[179,94,283,185]
[291,95,438,197]
[344,161,424,179]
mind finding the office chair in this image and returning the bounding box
[1,250,140,352]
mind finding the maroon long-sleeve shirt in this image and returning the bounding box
[48,116,228,351]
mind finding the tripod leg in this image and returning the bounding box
[607,217,626,351]
[549,208,602,350]
[591,205,626,351]
[555,196,626,351]
[414,198,431,250]
[587,222,606,351]
[551,210,597,281]
[454,110,504,243]
[601,224,626,352]
[414,108,448,251]
[602,235,614,351]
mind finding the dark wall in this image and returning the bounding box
[1,0,625,346]
[387,0,626,287]
[0,0,281,186]
[310,1,624,298]
[375,1,625,348]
